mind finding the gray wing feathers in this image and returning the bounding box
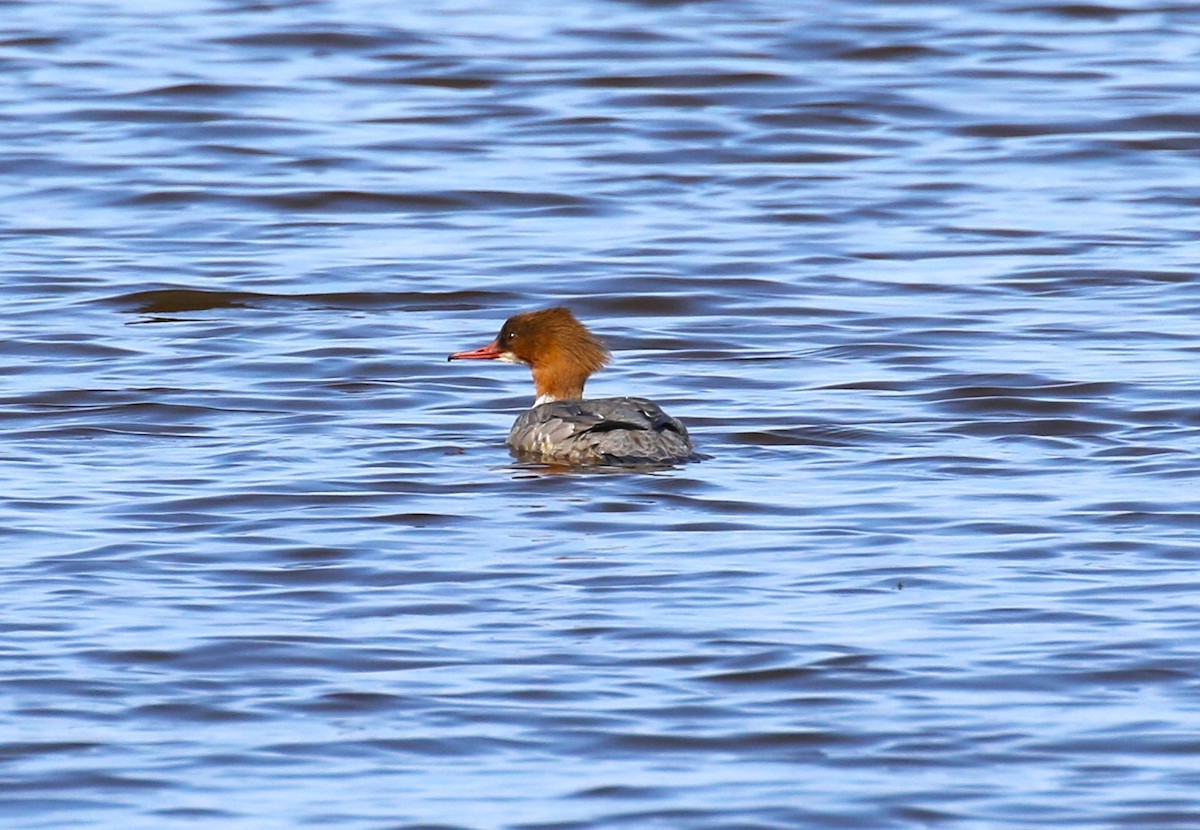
[507,397,692,464]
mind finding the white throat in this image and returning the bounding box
[534,393,559,406]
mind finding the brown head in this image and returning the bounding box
[447,306,611,404]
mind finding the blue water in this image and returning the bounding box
[4,1,1200,828]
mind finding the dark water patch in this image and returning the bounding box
[940,417,1119,438]
[758,210,838,225]
[727,425,886,447]
[112,288,261,313]
[1077,503,1200,529]
[576,71,790,90]
[1012,3,1139,21]
[657,520,756,532]
[598,91,725,109]
[171,120,316,141]
[132,702,261,723]
[363,511,465,527]
[116,189,230,208]
[997,267,1196,294]
[195,142,279,158]
[220,565,375,588]
[109,287,519,314]
[919,376,1122,399]
[353,74,498,91]
[267,736,533,759]
[960,111,1200,142]
[69,107,225,124]
[115,188,530,213]
[213,29,407,51]
[153,807,238,819]
[153,190,457,212]
[1118,407,1200,426]
[808,341,950,360]
[0,154,117,178]
[884,453,1020,477]
[85,637,447,674]
[855,242,1082,261]
[0,742,103,761]
[0,337,134,362]
[244,188,602,215]
[731,149,875,165]
[753,107,880,129]
[121,82,278,99]
[924,391,1117,418]
[137,490,372,516]
[944,520,1058,536]
[585,146,869,165]
[1109,135,1200,152]
[83,648,182,665]
[835,44,951,62]
[937,224,1045,240]
[821,380,909,392]
[1092,445,1188,459]
[1109,808,1200,829]
[364,103,544,126]
[2,770,169,792]
[602,729,850,756]
[962,544,1059,561]
[1120,112,1200,133]
[0,35,69,48]
[699,666,816,686]
[585,293,707,316]
[570,784,667,799]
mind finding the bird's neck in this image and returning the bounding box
[532,363,587,404]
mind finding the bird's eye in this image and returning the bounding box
[504,331,515,344]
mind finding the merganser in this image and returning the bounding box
[447,307,694,465]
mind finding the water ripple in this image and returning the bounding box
[3,0,1200,828]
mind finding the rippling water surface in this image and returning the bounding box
[4,1,1200,827]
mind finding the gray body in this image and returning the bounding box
[507,396,693,465]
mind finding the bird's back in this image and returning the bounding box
[508,396,693,465]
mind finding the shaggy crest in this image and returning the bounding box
[497,307,610,402]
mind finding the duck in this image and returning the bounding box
[448,306,694,465]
